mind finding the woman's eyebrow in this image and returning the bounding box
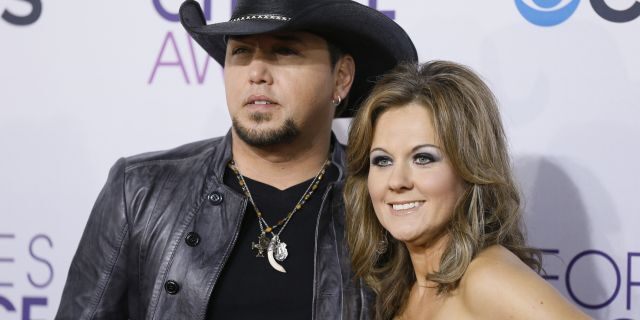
[412,144,440,152]
[369,147,388,154]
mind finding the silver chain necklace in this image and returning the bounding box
[228,159,330,273]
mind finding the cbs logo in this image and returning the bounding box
[516,0,640,26]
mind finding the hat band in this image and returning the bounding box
[230,14,291,22]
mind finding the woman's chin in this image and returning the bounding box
[388,228,422,244]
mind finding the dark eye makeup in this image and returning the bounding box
[369,148,441,168]
[371,155,393,167]
[414,152,438,165]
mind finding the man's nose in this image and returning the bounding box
[248,51,274,85]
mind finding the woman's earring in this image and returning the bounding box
[376,230,389,255]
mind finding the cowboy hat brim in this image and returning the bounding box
[180,0,417,117]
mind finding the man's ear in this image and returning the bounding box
[333,54,355,100]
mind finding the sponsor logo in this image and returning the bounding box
[516,0,640,26]
[590,0,640,23]
[2,0,42,26]
[542,248,640,317]
[515,0,580,26]
[0,233,54,319]
[148,0,396,85]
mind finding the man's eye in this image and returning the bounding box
[371,156,392,167]
[231,47,249,55]
[275,47,298,56]
[414,153,435,165]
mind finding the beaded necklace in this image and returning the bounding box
[228,159,330,272]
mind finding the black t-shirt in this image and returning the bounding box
[206,163,338,319]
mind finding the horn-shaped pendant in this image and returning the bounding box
[267,236,287,273]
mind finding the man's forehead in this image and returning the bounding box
[227,31,324,44]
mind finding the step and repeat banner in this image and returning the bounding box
[1,0,639,319]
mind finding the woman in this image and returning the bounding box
[345,61,590,319]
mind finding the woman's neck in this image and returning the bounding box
[405,232,451,289]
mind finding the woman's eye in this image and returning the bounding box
[371,156,392,167]
[414,153,435,165]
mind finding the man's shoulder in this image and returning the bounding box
[123,136,227,170]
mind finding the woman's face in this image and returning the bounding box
[367,103,465,246]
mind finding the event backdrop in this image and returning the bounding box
[1,0,639,319]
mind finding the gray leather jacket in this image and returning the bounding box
[56,132,373,320]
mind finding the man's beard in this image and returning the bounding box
[232,112,300,147]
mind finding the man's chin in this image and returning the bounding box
[232,117,299,147]
[246,109,279,123]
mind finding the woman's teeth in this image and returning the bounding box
[391,201,422,210]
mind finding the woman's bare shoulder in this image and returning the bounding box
[457,245,591,320]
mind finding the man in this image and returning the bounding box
[56,0,416,319]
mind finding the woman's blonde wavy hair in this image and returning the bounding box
[345,61,542,320]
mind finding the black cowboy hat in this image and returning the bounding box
[179,0,417,118]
